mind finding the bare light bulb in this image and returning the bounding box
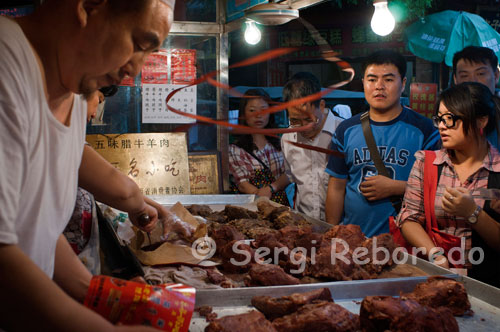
[370,0,395,36]
[244,21,261,45]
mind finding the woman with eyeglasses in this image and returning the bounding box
[395,82,500,287]
[229,89,290,205]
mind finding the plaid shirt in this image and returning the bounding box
[229,143,285,185]
[396,145,500,267]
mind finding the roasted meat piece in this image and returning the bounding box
[323,224,365,249]
[272,209,309,229]
[257,200,280,219]
[272,302,360,332]
[187,204,213,217]
[251,288,333,320]
[219,240,254,273]
[308,239,372,281]
[223,205,259,221]
[208,224,245,254]
[359,233,397,274]
[247,264,300,286]
[205,211,227,224]
[205,310,277,332]
[360,295,458,332]
[404,276,472,316]
[228,218,272,238]
[196,305,218,322]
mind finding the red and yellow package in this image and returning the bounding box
[84,275,195,332]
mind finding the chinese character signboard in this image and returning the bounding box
[142,84,197,124]
[410,83,438,118]
[188,152,222,194]
[86,133,190,195]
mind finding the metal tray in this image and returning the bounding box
[189,275,500,332]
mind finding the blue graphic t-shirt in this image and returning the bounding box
[326,107,440,237]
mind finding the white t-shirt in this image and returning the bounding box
[0,16,86,277]
[281,110,343,221]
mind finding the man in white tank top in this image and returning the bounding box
[0,1,174,331]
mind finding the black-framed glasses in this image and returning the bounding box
[432,113,461,128]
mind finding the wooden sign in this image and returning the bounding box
[188,152,222,194]
[86,133,190,196]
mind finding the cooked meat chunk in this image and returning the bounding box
[205,310,277,332]
[208,224,245,254]
[308,240,373,281]
[404,276,472,316]
[360,296,458,332]
[196,305,218,322]
[247,264,300,286]
[272,210,309,229]
[223,205,259,221]
[323,224,365,249]
[253,233,289,261]
[278,226,314,250]
[272,302,359,332]
[187,204,213,217]
[257,200,279,219]
[219,240,254,273]
[228,218,272,238]
[358,233,397,274]
[206,211,227,224]
[251,288,333,320]
[247,226,279,240]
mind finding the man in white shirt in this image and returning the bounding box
[281,73,343,221]
[0,1,174,331]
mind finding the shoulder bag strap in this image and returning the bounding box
[247,150,270,170]
[360,112,401,211]
[360,112,389,177]
[423,150,438,231]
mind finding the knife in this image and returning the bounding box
[138,214,152,246]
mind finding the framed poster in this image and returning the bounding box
[188,151,222,194]
[86,133,190,195]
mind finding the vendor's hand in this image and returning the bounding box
[128,196,170,233]
[360,175,396,201]
[255,185,273,199]
[442,187,476,218]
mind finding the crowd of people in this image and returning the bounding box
[1,0,500,330]
[229,47,500,288]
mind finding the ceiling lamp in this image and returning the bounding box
[244,20,262,45]
[244,2,299,26]
[370,0,395,36]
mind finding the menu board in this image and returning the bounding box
[86,133,190,196]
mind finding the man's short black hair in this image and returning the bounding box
[452,46,498,76]
[283,72,321,108]
[362,49,407,79]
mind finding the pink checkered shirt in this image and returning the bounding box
[229,143,285,185]
[396,145,500,267]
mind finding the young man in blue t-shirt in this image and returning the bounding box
[325,49,440,237]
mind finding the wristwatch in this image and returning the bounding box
[467,205,482,225]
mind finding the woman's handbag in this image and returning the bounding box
[231,150,289,206]
[390,151,463,267]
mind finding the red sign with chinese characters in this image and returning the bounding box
[140,49,197,85]
[410,83,438,118]
[142,49,170,84]
[171,49,197,84]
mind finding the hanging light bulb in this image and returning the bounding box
[244,20,261,45]
[370,0,395,36]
